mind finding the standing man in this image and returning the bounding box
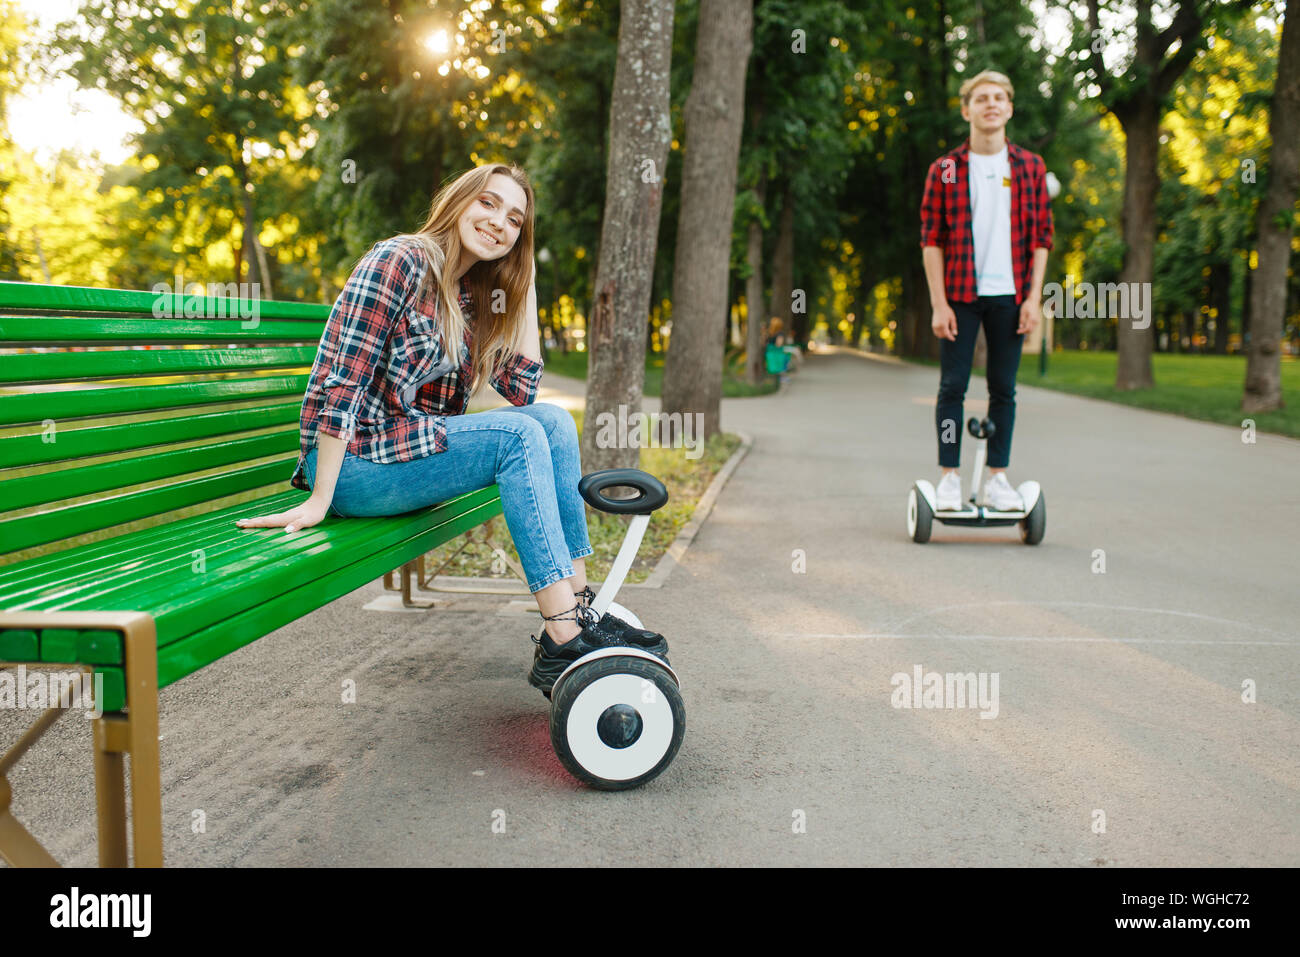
[919,70,1053,511]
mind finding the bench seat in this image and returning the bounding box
[0,486,502,710]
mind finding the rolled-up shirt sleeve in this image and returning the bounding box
[919,159,946,248]
[317,240,423,441]
[490,353,544,407]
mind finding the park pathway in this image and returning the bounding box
[7,347,1298,866]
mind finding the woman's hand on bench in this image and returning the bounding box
[236,497,331,533]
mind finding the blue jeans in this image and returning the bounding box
[303,402,593,593]
[936,295,1023,469]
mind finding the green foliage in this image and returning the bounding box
[1,0,1294,376]
[44,1,318,294]
[0,0,27,278]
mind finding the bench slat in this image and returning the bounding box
[0,316,326,345]
[0,457,295,553]
[28,496,415,613]
[0,375,310,426]
[1,402,300,467]
[0,490,405,613]
[0,494,289,582]
[0,346,315,385]
[0,280,330,321]
[155,495,503,687]
[3,486,501,652]
[3,431,298,511]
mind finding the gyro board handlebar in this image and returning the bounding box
[577,468,668,619]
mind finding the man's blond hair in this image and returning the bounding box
[959,70,1014,105]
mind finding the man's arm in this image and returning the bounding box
[920,161,958,341]
[922,246,948,310]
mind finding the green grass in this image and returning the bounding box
[1019,351,1299,439]
[420,408,742,585]
[542,350,779,398]
[905,351,1298,439]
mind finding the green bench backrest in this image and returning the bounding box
[0,282,328,563]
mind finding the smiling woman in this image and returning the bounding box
[233,163,670,698]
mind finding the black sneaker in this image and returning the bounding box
[527,603,632,699]
[577,586,670,660]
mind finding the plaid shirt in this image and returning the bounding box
[919,139,1054,304]
[290,237,544,491]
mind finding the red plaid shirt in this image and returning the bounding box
[919,139,1054,304]
[290,237,544,490]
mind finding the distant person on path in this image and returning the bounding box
[765,318,792,376]
[235,163,666,697]
[919,69,1053,510]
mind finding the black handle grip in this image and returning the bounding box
[967,416,996,440]
[578,468,669,515]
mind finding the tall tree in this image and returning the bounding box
[661,0,753,439]
[727,0,865,378]
[0,0,26,279]
[1081,0,1213,389]
[580,0,675,473]
[743,169,768,383]
[1244,7,1299,412]
[49,0,314,290]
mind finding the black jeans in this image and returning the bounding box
[936,295,1023,469]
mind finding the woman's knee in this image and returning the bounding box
[525,401,574,436]
[495,414,549,469]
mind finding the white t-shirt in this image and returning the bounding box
[967,147,1016,296]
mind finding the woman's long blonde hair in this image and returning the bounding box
[393,164,536,392]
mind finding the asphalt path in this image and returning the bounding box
[4,347,1297,866]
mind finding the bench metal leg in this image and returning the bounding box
[92,720,129,866]
[380,529,529,602]
[0,611,162,867]
[0,691,67,867]
[381,559,440,608]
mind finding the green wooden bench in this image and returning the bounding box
[0,280,505,866]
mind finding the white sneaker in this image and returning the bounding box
[982,471,1024,511]
[936,471,962,510]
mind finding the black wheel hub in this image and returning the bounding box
[596,703,644,749]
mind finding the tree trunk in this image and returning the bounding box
[851,267,872,349]
[1092,0,1205,387]
[1241,263,1253,346]
[768,182,794,341]
[660,0,754,441]
[579,0,675,473]
[254,234,274,300]
[1114,97,1159,389]
[30,228,52,283]
[745,172,768,384]
[901,258,936,358]
[241,192,262,288]
[1244,7,1300,412]
[237,152,262,290]
[791,273,812,346]
[1211,261,1231,354]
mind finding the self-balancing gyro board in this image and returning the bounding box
[907,417,1046,545]
[547,468,686,790]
